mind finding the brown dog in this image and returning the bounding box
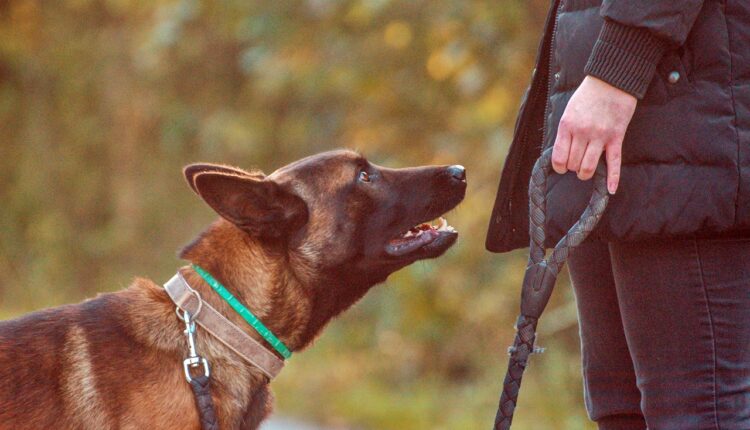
[0,150,466,429]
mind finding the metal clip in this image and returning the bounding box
[177,308,210,383]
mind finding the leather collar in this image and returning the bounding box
[164,271,284,379]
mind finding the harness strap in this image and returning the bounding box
[164,271,285,379]
[493,148,610,430]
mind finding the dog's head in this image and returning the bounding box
[182,150,465,337]
[184,150,465,282]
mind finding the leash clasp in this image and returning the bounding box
[183,356,210,383]
[178,308,211,383]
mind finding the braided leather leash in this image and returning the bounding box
[190,375,220,430]
[493,147,610,430]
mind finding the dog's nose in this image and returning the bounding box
[447,165,466,181]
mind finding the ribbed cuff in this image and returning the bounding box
[584,20,669,99]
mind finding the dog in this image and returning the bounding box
[0,149,466,429]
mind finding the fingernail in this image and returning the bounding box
[608,182,617,195]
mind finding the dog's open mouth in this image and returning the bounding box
[385,217,457,256]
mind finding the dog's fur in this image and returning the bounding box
[0,150,466,429]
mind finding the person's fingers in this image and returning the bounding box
[578,141,604,180]
[605,139,623,194]
[566,133,587,173]
[552,122,572,174]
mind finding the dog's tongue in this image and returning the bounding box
[385,229,439,256]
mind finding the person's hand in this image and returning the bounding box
[552,75,637,194]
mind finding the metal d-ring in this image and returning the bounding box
[174,275,204,322]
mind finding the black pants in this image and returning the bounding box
[568,238,750,430]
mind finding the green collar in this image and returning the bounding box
[192,264,292,359]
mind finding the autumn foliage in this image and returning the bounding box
[0,1,593,428]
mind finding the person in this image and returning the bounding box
[486,1,750,429]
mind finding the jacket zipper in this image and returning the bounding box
[499,0,563,225]
[541,0,564,153]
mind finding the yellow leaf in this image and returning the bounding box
[384,21,412,49]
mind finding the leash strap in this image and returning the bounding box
[190,375,220,430]
[493,148,610,430]
[165,272,285,379]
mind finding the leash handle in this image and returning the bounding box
[520,148,609,318]
[528,147,610,271]
[493,147,609,430]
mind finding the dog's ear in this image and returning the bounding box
[183,163,255,194]
[190,170,308,239]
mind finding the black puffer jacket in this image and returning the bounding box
[486,0,750,253]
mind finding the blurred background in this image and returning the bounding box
[0,0,595,428]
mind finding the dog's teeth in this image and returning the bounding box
[437,217,452,232]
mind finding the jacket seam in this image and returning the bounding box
[722,7,741,225]
[620,161,731,168]
[692,240,720,430]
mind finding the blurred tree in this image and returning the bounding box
[0,0,593,428]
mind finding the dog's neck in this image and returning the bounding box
[177,218,379,360]
[178,219,315,353]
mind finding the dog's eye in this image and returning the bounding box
[358,170,371,183]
